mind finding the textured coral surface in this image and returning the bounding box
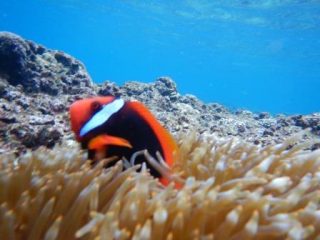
[1,32,320,155]
[1,133,320,240]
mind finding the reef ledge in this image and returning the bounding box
[0,31,319,154]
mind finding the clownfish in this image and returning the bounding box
[69,96,178,186]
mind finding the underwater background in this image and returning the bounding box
[0,0,319,114]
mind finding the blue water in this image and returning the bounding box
[1,0,320,115]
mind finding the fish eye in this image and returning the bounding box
[91,101,102,113]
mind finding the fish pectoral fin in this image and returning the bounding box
[88,134,132,150]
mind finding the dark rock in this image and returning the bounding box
[263,129,274,136]
[37,128,61,148]
[50,99,66,112]
[0,81,8,98]
[36,45,45,55]
[11,125,61,149]
[155,77,177,96]
[237,125,246,133]
[16,98,30,109]
[21,133,37,148]
[209,103,228,114]
[40,79,59,95]
[254,112,271,120]
[291,114,320,135]
[122,81,149,96]
[98,81,121,97]
[69,63,79,74]
[277,118,290,127]
[253,140,260,145]
[291,115,305,127]
[2,89,20,101]
[0,32,29,86]
[54,51,72,67]
[212,115,222,120]
[0,31,92,95]
[0,116,16,124]
[311,143,320,151]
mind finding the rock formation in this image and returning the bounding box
[0,32,319,155]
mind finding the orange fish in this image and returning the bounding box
[69,96,178,186]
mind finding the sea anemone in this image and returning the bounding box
[1,132,320,240]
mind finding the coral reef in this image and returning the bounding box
[0,32,92,94]
[1,31,320,240]
[0,32,319,155]
[0,32,320,154]
[1,133,320,239]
